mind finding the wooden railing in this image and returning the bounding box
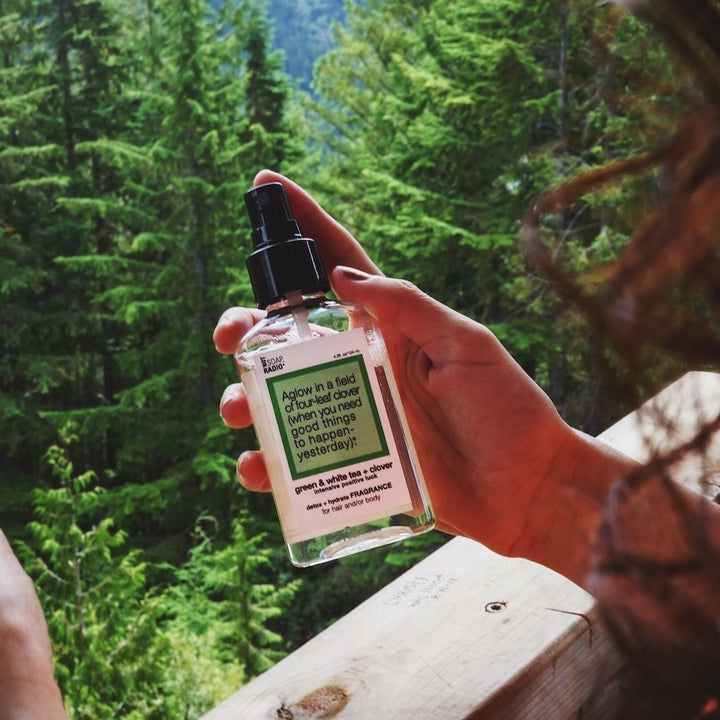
[201,372,720,720]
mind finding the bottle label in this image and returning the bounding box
[254,328,414,543]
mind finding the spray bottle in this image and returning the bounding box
[236,182,434,566]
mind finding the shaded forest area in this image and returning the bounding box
[0,0,686,717]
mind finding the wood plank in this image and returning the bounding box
[201,371,720,720]
[203,540,620,720]
[598,370,720,499]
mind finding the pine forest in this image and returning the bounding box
[0,0,686,717]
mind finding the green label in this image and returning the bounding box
[266,355,388,480]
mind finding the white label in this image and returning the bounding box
[254,328,413,544]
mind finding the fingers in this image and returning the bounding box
[330,266,482,357]
[218,390,272,493]
[220,171,391,499]
[0,530,59,685]
[215,307,271,494]
[0,530,21,575]
[213,306,266,355]
[237,451,272,493]
[253,170,382,278]
[219,388,272,493]
[0,530,38,608]
[220,383,252,428]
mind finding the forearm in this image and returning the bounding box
[0,619,68,720]
[0,531,68,720]
[587,466,720,707]
[516,424,720,705]
[1,683,68,720]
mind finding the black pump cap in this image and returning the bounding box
[244,182,330,308]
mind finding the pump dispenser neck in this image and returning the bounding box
[265,290,326,315]
[244,183,330,309]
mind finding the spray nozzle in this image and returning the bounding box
[245,182,302,246]
[244,182,330,309]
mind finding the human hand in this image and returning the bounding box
[0,530,67,720]
[215,170,636,585]
[215,168,382,489]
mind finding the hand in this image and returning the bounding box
[0,530,67,720]
[215,170,636,586]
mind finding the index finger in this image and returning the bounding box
[253,169,382,277]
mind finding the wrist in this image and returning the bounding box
[512,427,638,588]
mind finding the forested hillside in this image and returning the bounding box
[209,0,346,88]
[267,0,346,88]
[0,0,683,717]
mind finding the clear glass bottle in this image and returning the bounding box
[235,182,434,567]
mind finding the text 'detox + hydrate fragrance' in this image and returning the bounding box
[235,182,434,566]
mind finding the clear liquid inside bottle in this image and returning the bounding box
[236,294,435,566]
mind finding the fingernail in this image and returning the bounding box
[237,452,247,477]
[237,452,252,486]
[220,386,240,414]
[335,265,372,282]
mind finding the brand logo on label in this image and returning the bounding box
[261,355,285,374]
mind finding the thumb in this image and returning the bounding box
[331,266,476,350]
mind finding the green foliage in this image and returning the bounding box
[23,427,300,719]
[305,0,559,303]
[23,424,166,719]
[1,0,303,715]
[298,0,570,420]
[163,516,301,678]
[0,0,296,534]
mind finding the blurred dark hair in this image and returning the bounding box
[523,0,720,390]
[522,1,720,718]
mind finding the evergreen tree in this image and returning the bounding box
[302,0,677,430]
[306,0,558,302]
[2,1,304,710]
[0,2,54,516]
[242,2,299,169]
[524,0,683,424]
[0,0,140,530]
[23,424,166,719]
[162,516,300,681]
[0,0,301,545]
